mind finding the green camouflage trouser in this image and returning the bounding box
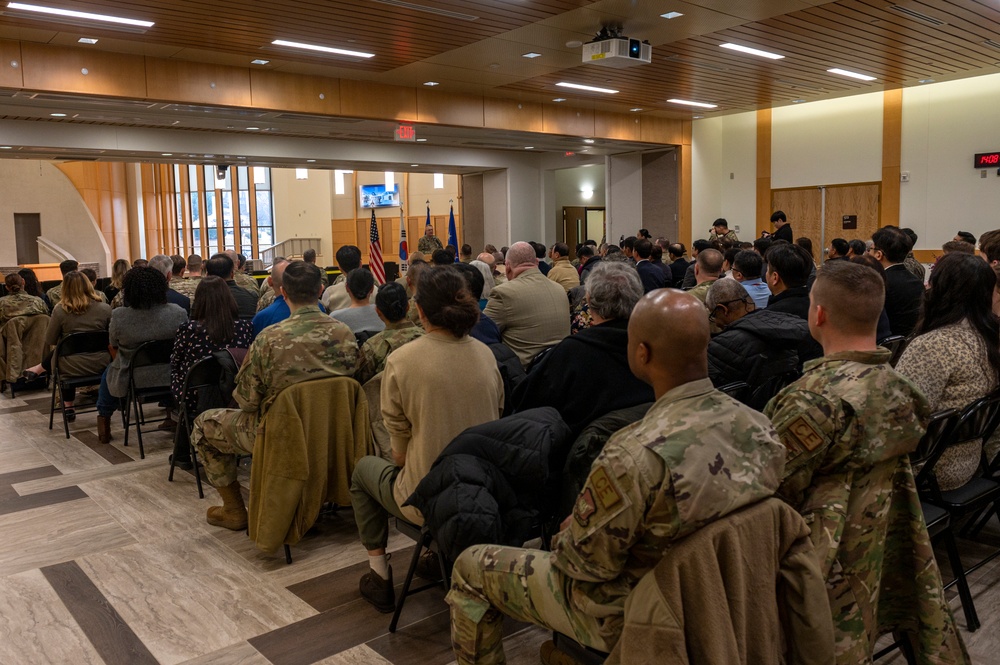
[446,544,611,665]
[191,407,258,487]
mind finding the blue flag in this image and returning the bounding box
[448,204,459,263]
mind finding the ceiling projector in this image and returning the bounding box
[582,26,651,68]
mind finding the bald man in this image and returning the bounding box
[251,259,326,339]
[448,289,788,664]
[483,241,570,367]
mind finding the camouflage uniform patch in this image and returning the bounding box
[0,292,49,325]
[354,320,423,385]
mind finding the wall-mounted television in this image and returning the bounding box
[360,184,400,208]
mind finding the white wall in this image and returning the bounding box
[901,73,1000,250]
[482,170,509,248]
[691,112,757,242]
[772,93,883,189]
[554,164,606,241]
[0,160,110,271]
[271,168,334,263]
[607,152,642,244]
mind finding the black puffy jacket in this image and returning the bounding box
[708,308,810,388]
[405,408,573,563]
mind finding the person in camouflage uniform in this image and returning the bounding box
[192,261,358,531]
[418,225,444,254]
[0,274,49,326]
[447,289,787,664]
[168,254,201,302]
[764,260,969,665]
[224,250,260,297]
[354,282,422,385]
[709,218,738,244]
[45,259,80,309]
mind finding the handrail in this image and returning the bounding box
[259,238,320,267]
[37,236,75,263]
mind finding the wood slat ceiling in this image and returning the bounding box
[0,0,998,117]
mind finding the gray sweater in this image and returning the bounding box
[107,303,188,397]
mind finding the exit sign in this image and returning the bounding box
[394,124,416,142]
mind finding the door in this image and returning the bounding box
[14,213,41,264]
[586,209,606,244]
[562,206,585,259]
[771,183,880,252]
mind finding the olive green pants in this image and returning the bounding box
[349,455,407,550]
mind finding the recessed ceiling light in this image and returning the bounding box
[306,159,316,163]
[522,52,542,59]
[6,2,154,27]
[629,107,643,112]
[246,126,260,130]
[161,153,172,156]
[423,81,439,86]
[719,43,784,60]
[556,81,618,94]
[667,98,717,108]
[50,112,67,117]
[416,138,427,142]
[524,146,534,150]
[0,146,12,149]
[918,78,935,84]
[827,68,877,81]
[410,164,419,167]
[583,138,595,144]
[271,39,374,59]
[77,37,98,44]
[552,98,567,102]
[251,59,269,65]
[692,115,704,119]
[792,98,806,103]
[660,11,684,19]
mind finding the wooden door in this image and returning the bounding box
[771,188,822,245]
[772,183,880,250]
[563,206,585,259]
[14,213,41,264]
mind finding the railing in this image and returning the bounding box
[259,238,320,267]
[37,236,75,264]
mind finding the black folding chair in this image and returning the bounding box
[745,370,800,412]
[48,330,109,439]
[877,335,909,367]
[389,518,450,633]
[122,338,175,459]
[718,381,749,403]
[168,355,224,498]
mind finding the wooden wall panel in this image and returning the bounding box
[639,117,686,145]
[483,98,543,133]
[881,88,902,228]
[825,183,881,245]
[145,58,250,106]
[250,70,341,114]
[56,161,133,262]
[677,145,692,249]
[595,111,641,141]
[21,43,146,98]
[338,214,460,266]
[771,188,823,245]
[417,90,484,127]
[756,108,772,237]
[0,40,23,88]
[543,105,595,137]
[340,80,416,121]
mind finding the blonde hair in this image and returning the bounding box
[110,259,130,289]
[60,271,101,315]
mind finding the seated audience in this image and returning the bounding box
[303,248,317,264]
[955,231,977,246]
[322,245,362,311]
[454,263,502,345]
[547,242,580,292]
[764,260,965,663]
[686,248,723,303]
[847,239,867,258]
[225,250,260,296]
[941,240,975,256]
[730,250,770,309]
[150,254,191,314]
[706,279,809,388]
[484,241,570,368]
[22,271,111,419]
[354,283,423,385]
[447,289,786,663]
[848,255,893,341]
[18,268,50,310]
[666,243,688,286]
[0,273,49,326]
[95,267,188,443]
[620,236,637,263]
[459,244,473,263]
[252,260,289,337]
[533,241,552,275]
[871,226,923,336]
[331,269,385,335]
[900,227,926,282]
[432,249,455,266]
[170,276,253,417]
[766,243,822,362]
[46,259,79,308]
[469,259,495,307]
[827,238,849,262]
[634,239,665,293]
[681,239,711,288]
[350,266,503,611]
[511,261,654,435]
[650,244,671,282]
[103,259,130,304]
[896,253,1000,491]
[404,260,429,328]
[79,268,109,304]
[192,262,357,529]
[206,254,257,318]
[578,245,601,282]
[169,255,200,302]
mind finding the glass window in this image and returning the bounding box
[256,190,274,249]
[237,166,249,191]
[222,190,234,251]
[254,167,271,190]
[189,165,200,192]
[205,191,217,249]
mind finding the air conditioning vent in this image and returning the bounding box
[889,5,946,26]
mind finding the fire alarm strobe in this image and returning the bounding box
[582,26,651,68]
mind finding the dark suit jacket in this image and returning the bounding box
[227,280,258,318]
[636,260,666,293]
[883,264,924,337]
[767,286,822,363]
[772,224,793,242]
[669,259,689,287]
[167,289,191,314]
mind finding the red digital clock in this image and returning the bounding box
[975,151,1000,168]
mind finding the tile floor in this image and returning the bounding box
[0,386,996,664]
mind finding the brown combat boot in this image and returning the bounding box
[206,481,248,530]
[540,640,586,665]
[96,415,113,443]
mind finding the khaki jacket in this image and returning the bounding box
[483,267,570,368]
[0,314,48,383]
[248,376,372,553]
[547,257,580,292]
[607,497,834,665]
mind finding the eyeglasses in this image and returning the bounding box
[709,298,751,323]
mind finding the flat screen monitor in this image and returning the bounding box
[360,184,400,208]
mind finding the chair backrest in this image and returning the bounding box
[910,409,960,489]
[746,370,800,412]
[131,338,175,369]
[878,335,909,367]
[954,392,1000,448]
[718,381,750,403]
[179,354,227,425]
[56,330,110,358]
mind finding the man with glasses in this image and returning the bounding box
[729,250,770,310]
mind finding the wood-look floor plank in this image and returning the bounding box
[40,560,159,665]
[0,485,88,516]
[74,430,136,465]
[286,546,416,612]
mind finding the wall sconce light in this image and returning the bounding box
[295,168,308,180]
[581,187,594,199]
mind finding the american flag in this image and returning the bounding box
[369,208,386,284]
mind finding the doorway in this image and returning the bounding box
[771,183,880,254]
[562,207,605,258]
[14,213,41,264]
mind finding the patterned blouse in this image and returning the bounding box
[896,319,997,491]
[170,318,253,411]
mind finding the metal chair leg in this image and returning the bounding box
[943,525,980,631]
[284,544,292,564]
[390,537,427,633]
[191,445,205,499]
[48,377,57,431]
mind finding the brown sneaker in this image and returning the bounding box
[359,567,395,613]
[415,551,443,582]
[540,640,586,665]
